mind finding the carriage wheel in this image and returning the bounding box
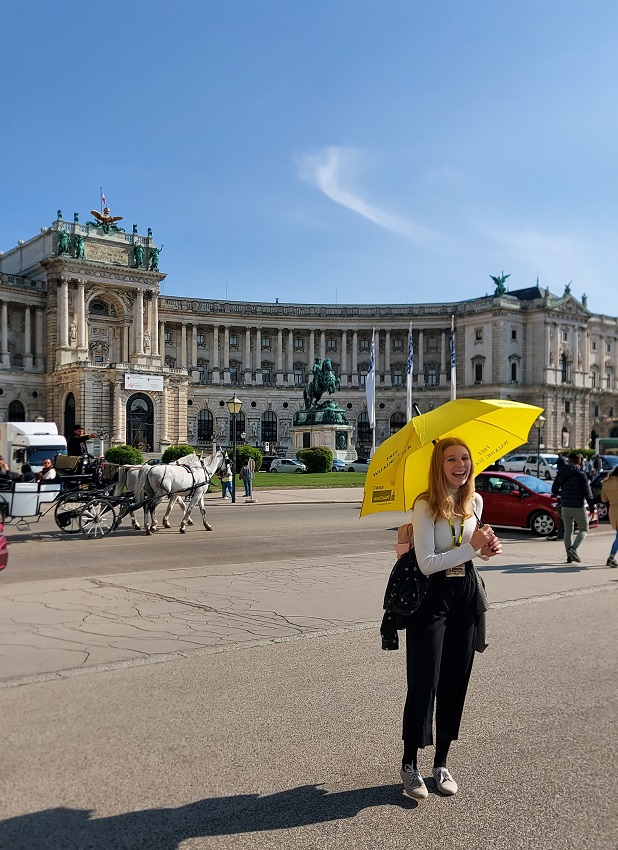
[54,493,92,534]
[79,498,118,538]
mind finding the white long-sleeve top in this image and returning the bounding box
[412,492,485,576]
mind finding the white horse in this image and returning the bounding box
[133,450,226,535]
[114,465,194,530]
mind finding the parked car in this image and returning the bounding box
[501,454,529,472]
[346,459,371,472]
[331,459,346,472]
[590,471,610,520]
[269,458,307,473]
[600,455,618,471]
[503,453,559,479]
[485,457,506,471]
[476,471,561,537]
[258,456,278,472]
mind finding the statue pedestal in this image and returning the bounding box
[292,401,355,461]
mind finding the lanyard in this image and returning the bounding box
[448,517,464,549]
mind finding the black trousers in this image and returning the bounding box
[402,563,477,748]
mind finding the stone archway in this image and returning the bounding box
[126,393,154,451]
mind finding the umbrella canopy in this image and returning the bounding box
[360,398,543,517]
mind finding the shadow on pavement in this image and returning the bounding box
[0,782,414,850]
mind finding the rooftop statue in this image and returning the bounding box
[490,271,510,295]
[88,206,125,234]
[303,357,341,409]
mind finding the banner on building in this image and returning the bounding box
[124,373,164,392]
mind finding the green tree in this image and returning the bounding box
[104,445,144,465]
[161,444,196,464]
[235,445,263,471]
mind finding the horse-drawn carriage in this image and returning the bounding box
[0,450,229,539]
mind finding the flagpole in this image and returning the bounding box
[406,322,414,422]
[366,327,376,457]
[450,315,456,401]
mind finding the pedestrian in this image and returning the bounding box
[400,437,502,801]
[239,459,251,497]
[551,451,596,563]
[600,468,618,567]
[219,459,233,500]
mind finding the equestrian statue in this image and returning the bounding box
[303,357,341,409]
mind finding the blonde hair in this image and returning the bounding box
[416,437,476,521]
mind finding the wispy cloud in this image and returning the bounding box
[297,146,438,246]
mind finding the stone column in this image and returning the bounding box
[417,329,424,386]
[124,324,130,363]
[1,301,9,368]
[553,323,561,382]
[77,280,86,351]
[340,329,348,386]
[440,329,447,385]
[384,329,391,387]
[352,330,358,386]
[152,294,159,356]
[113,382,124,444]
[223,326,230,382]
[160,384,169,444]
[309,329,315,367]
[276,328,284,385]
[192,324,198,370]
[573,328,580,386]
[59,279,69,347]
[374,329,380,385]
[255,327,263,384]
[35,307,44,369]
[287,329,294,382]
[245,327,252,383]
[23,305,33,370]
[212,326,220,383]
[180,323,187,369]
[159,320,166,364]
[320,330,326,360]
[134,290,144,355]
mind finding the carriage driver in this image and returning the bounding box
[67,424,97,458]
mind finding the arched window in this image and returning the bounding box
[357,412,371,444]
[126,393,154,451]
[197,409,213,442]
[63,393,75,435]
[8,400,25,421]
[390,412,406,435]
[89,299,109,316]
[261,410,277,442]
[228,410,245,442]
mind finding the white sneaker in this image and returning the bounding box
[432,766,458,796]
[400,764,428,800]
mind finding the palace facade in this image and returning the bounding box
[1,210,617,457]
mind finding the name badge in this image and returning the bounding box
[445,565,466,578]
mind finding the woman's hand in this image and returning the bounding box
[480,538,502,557]
[471,523,498,552]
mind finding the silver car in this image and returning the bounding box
[269,458,307,473]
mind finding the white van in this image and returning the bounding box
[522,454,560,480]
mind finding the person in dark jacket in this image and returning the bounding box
[551,452,596,563]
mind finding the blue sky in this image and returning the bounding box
[3,1,617,310]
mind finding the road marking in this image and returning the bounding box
[1,582,615,690]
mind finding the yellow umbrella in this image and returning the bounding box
[360,398,543,517]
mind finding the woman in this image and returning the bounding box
[401,437,502,800]
[600,468,618,567]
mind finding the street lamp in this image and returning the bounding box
[226,394,243,503]
[534,415,545,478]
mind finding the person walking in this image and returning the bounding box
[219,460,233,500]
[601,468,618,567]
[400,437,501,801]
[551,451,596,563]
[239,459,251,497]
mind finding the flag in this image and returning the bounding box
[100,187,106,207]
[450,316,456,401]
[366,328,376,430]
[406,324,414,422]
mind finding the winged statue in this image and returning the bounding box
[87,206,125,234]
[490,271,510,295]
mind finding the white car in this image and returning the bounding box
[346,459,371,472]
[503,453,559,479]
[269,458,307,473]
[501,454,529,472]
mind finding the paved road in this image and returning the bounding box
[1,489,616,849]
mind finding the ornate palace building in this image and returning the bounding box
[1,208,617,456]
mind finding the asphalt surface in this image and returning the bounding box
[1,488,617,849]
